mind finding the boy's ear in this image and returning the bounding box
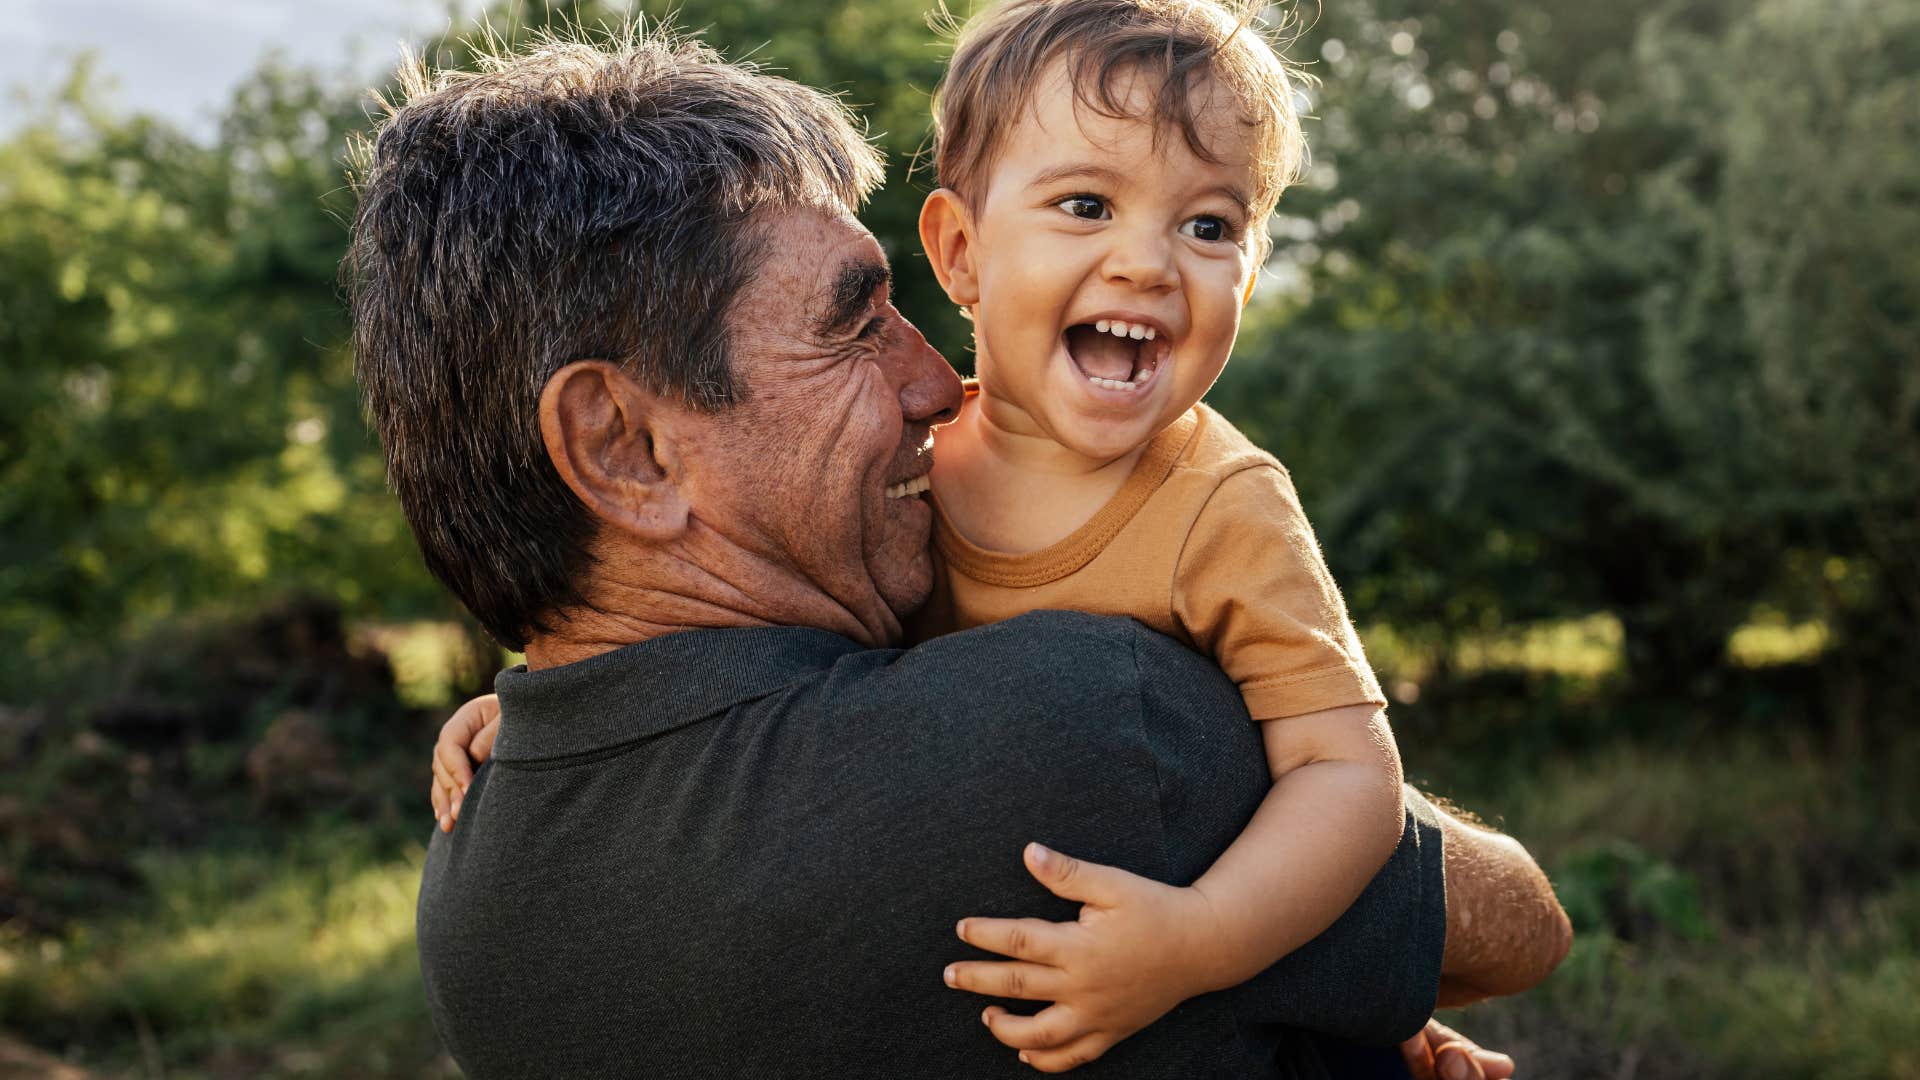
[1241,267,1259,308]
[539,360,690,544]
[919,188,981,308]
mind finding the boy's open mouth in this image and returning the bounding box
[1064,319,1170,392]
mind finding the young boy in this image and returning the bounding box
[432,0,1406,1070]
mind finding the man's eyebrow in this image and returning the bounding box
[817,259,892,338]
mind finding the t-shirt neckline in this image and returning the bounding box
[933,384,1204,588]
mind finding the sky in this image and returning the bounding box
[3,0,491,138]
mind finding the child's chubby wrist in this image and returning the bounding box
[1171,882,1250,995]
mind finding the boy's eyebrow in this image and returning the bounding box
[1026,162,1252,212]
[1026,162,1129,190]
[1201,183,1255,214]
[816,258,892,338]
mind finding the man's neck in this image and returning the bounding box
[522,528,896,670]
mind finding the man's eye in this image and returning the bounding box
[1056,195,1109,221]
[1181,215,1232,242]
[857,315,889,340]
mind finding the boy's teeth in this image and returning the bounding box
[1089,319,1159,341]
[1088,376,1138,391]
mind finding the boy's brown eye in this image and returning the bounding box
[1181,215,1229,242]
[1056,195,1108,220]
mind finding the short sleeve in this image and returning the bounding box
[1171,464,1386,720]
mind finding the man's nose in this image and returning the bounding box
[1100,226,1180,293]
[888,314,963,426]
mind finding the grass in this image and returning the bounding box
[1417,724,1919,1080]
[0,825,452,1078]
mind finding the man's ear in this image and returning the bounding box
[539,360,690,543]
[919,188,981,308]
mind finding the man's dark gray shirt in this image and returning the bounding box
[418,611,1445,1078]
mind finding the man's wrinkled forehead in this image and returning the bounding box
[734,204,892,350]
[793,211,891,339]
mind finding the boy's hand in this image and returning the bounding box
[943,843,1222,1073]
[429,693,501,832]
[1399,1018,1515,1080]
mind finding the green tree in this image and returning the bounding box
[0,60,441,700]
[1215,0,1920,692]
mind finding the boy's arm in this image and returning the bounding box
[1184,704,1406,987]
[945,705,1404,1072]
[1229,784,1569,1040]
[944,784,1570,1071]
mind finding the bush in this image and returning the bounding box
[1213,0,1920,694]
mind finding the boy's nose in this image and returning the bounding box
[1099,230,1180,293]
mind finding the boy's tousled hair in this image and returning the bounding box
[931,0,1307,252]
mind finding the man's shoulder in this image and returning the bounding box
[898,608,1223,671]
[870,611,1241,720]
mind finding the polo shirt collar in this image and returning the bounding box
[490,626,862,764]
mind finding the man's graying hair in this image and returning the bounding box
[345,27,885,649]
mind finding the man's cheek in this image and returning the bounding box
[875,536,935,617]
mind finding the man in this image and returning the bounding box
[348,28,1568,1079]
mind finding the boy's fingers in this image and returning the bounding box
[432,751,465,806]
[442,694,500,742]
[1432,1045,1484,1080]
[430,780,453,833]
[956,916,1067,964]
[1425,1019,1464,1043]
[1018,1034,1111,1073]
[470,716,501,763]
[1475,1049,1516,1080]
[433,760,465,822]
[1400,1029,1438,1080]
[436,739,473,790]
[981,1004,1080,1051]
[944,960,1062,1001]
[1023,843,1130,906]
[430,779,447,821]
[1419,1019,1513,1080]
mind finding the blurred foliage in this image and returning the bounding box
[1214,0,1920,695]
[2,0,1913,703]
[0,59,443,701]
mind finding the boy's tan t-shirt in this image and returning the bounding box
[912,400,1386,722]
